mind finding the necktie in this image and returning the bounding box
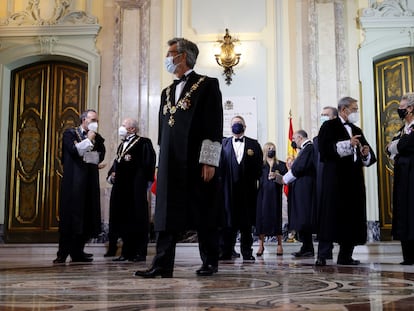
[235,137,244,142]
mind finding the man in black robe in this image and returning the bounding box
[220,116,263,261]
[386,92,414,265]
[315,97,376,266]
[135,38,223,278]
[53,109,106,264]
[108,118,156,262]
[283,130,316,258]
[313,106,338,260]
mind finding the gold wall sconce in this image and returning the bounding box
[215,28,241,85]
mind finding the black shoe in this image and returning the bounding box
[53,256,67,264]
[337,258,360,265]
[134,267,173,278]
[196,265,218,276]
[232,250,241,258]
[243,255,255,262]
[400,260,414,265]
[112,256,128,262]
[83,252,93,258]
[71,256,93,263]
[129,255,146,262]
[292,250,314,258]
[256,247,264,257]
[315,258,326,266]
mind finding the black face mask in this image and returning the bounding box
[231,123,244,135]
[267,150,276,158]
[291,141,298,149]
[398,108,408,120]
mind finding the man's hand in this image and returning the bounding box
[201,164,215,182]
[350,134,361,147]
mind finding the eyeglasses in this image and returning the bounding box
[166,50,179,57]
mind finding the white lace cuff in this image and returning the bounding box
[199,139,221,167]
[76,139,93,156]
[336,140,354,158]
[387,139,399,159]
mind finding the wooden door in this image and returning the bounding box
[5,61,87,242]
[374,54,414,240]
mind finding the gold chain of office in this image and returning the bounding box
[163,76,206,127]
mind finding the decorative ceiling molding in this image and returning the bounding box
[1,0,98,26]
[362,0,413,17]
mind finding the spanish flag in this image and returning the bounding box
[285,111,297,196]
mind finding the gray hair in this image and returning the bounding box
[322,106,338,117]
[401,93,414,107]
[295,129,308,139]
[168,38,199,69]
[337,97,357,111]
[79,109,96,124]
[124,118,139,133]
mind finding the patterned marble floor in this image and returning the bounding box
[0,242,414,310]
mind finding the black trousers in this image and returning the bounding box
[220,226,253,258]
[298,229,314,253]
[152,228,219,271]
[120,231,148,258]
[317,239,334,259]
[57,232,87,259]
[401,240,414,262]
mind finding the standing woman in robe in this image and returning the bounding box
[387,92,414,265]
[256,142,287,257]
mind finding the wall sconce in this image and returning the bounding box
[215,29,241,85]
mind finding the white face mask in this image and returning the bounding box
[347,112,359,124]
[88,122,98,132]
[320,115,330,125]
[118,126,128,138]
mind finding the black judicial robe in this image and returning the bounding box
[59,128,106,238]
[220,136,263,228]
[318,117,376,245]
[256,161,287,236]
[288,141,316,232]
[109,135,156,236]
[155,71,223,232]
[392,126,414,241]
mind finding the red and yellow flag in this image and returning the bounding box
[285,112,297,196]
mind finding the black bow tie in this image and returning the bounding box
[173,75,187,85]
[123,135,134,143]
[343,122,352,126]
[235,137,244,142]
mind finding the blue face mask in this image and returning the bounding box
[232,123,244,135]
[164,56,177,74]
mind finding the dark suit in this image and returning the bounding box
[58,127,105,260]
[317,117,376,262]
[220,136,263,259]
[152,71,223,272]
[109,135,156,259]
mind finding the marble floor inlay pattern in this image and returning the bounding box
[0,243,414,310]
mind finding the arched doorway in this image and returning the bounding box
[5,60,88,242]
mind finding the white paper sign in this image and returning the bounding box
[222,96,257,139]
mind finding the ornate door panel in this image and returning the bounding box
[6,61,87,242]
[374,55,414,240]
